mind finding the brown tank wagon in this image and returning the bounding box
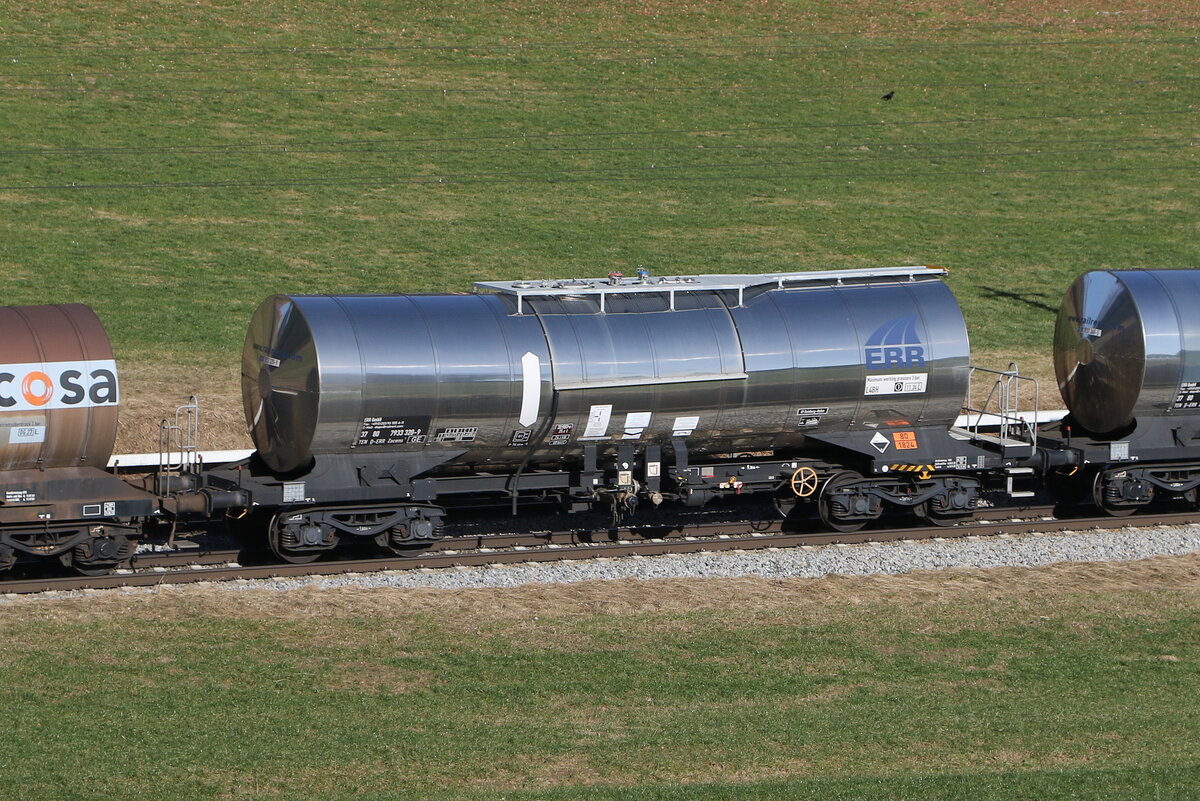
[0,305,245,574]
[0,304,119,472]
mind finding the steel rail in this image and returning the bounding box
[4,508,1199,596]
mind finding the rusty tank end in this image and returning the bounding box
[0,304,119,471]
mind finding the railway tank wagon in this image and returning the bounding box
[0,306,252,575]
[226,267,1014,561]
[1049,268,1200,514]
[0,304,153,573]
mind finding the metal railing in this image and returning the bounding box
[961,363,1040,445]
[157,395,201,491]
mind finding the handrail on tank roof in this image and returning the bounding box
[475,266,947,314]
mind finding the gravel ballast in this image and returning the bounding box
[227,524,1200,594]
[7,524,1200,601]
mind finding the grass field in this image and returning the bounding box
[2,0,1198,449]
[2,4,1199,798]
[2,557,1198,800]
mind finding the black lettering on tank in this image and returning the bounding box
[88,369,119,404]
[0,373,15,407]
[60,370,85,404]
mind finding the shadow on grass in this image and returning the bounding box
[981,286,1059,315]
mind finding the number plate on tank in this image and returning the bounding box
[864,373,928,395]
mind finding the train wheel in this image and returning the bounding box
[818,470,868,533]
[70,562,121,577]
[378,523,436,557]
[1092,472,1138,518]
[915,502,962,527]
[0,544,15,573]
[60,535,134,577]
[386,540,436,558]
[268,526,324,564]
[268,516,336,564]
[1182,488,1200,510]
[773,490,798,518]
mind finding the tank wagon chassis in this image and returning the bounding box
[0,436,249,579]
[205,433,1008,563]
[195,414,1200,564]
[0,468,144,575]
[7,266,1200,574]
[1040,424,1200,517]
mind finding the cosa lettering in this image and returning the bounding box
[0,368,118,408]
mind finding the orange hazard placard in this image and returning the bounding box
[892,431,919,450]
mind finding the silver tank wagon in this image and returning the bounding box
[1055,269,1200,434]
[243,267,971,474]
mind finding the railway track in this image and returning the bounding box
[6,506,1200,596]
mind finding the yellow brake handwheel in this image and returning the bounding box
[790,466,819,498]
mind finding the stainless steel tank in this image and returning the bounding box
[0,304,119,470]
[1055,269,1200,433]
[244,268,971,473]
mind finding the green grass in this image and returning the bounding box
[1,0,1197,372]
[1,563,1198,799]
[2,4,1199,797]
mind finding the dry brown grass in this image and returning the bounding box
[803,0,1200,31]
[967,349,1060,418]
[116,362,249,454]
[6,553,1198,627]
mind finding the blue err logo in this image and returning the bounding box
[865,315,927,370]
